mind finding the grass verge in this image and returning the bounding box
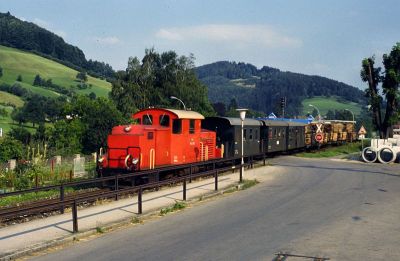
[159,201,187,216]
[0,187,75,208]
[296,142,362,158]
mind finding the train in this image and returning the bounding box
[97,107,356,177]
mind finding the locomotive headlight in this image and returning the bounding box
[98,157,104,163]
[132,158,139,165]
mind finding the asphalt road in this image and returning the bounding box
[31,156,400,261]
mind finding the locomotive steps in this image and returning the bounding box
[0,161,284,261]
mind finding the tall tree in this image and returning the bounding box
[361,57,383,137]
[110,49,214,117]
[381,43,400,137]
[361,43,400,138]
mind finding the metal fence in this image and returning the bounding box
[0,155,260,233]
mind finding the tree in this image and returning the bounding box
[0,107,8,118]
[326,110,335,120]
[48,119,85,155]
[88,92,96,100]
[110,49,214,117]
[9,126,31,145]
[0,137,23,162]
[16,74,22,82]
[361,43,400,138]
[11,108,27,125]
[22,95,46,127]
[64,96,126,153]
[33,74,42,86]
[76,71,88,82]
[212,102,226,116]
[0,65,3,78]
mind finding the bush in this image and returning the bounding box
[0,137,23,163]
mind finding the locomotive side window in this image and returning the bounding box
[249,129,253,140]
[189,119,195,134]
[243,129,247,141]
[159,115,170,127]
[147,132,154,140]
[172,119,182,134]
[143,115,153,125]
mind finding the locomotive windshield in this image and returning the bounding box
[159,114,170,127]
[143,114,153,125]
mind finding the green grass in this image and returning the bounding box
[0,91,24,107]
[0,187,75,208]
[0,45,111,98]
[160,201,187,215]
[302,96,362,117]
[296,142,362,158]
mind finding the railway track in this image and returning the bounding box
[0,158,246,223]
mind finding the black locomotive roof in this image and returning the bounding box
[205,117,262,126]
[259,119,289,127]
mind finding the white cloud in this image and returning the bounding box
[155,24,302,48]
[92,36,122,45]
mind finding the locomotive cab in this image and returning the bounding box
[98,108,220,174]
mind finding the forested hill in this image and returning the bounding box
[0,12,114,79]
[195,61,366,117]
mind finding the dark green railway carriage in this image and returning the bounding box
[286,121,306,150]
[259,120,288,153]
[202,117,262,158]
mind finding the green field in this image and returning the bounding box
[0,91,24,107]
[301,96,362,117]
[0,45,111,97]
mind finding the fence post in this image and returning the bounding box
[115,174,119,201]
[232,159,235,173]
[183,178,187,201]
[60,185,65,214]
[69,170,73,182]
[35,174,38,188]
[138,187,142,214]
[72,200,78,233]
[156,171,160,191]
[189,165,192,183]
[215,170,218,191]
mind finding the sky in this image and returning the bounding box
[1,0,399,88]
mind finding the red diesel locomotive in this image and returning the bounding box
[98,108,222,173]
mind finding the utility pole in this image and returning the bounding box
[280,97,286,118]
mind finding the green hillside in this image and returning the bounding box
[0,45,111,97]
[0,91,24,107]
[301,96,362,117]
[196,61,366,117]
